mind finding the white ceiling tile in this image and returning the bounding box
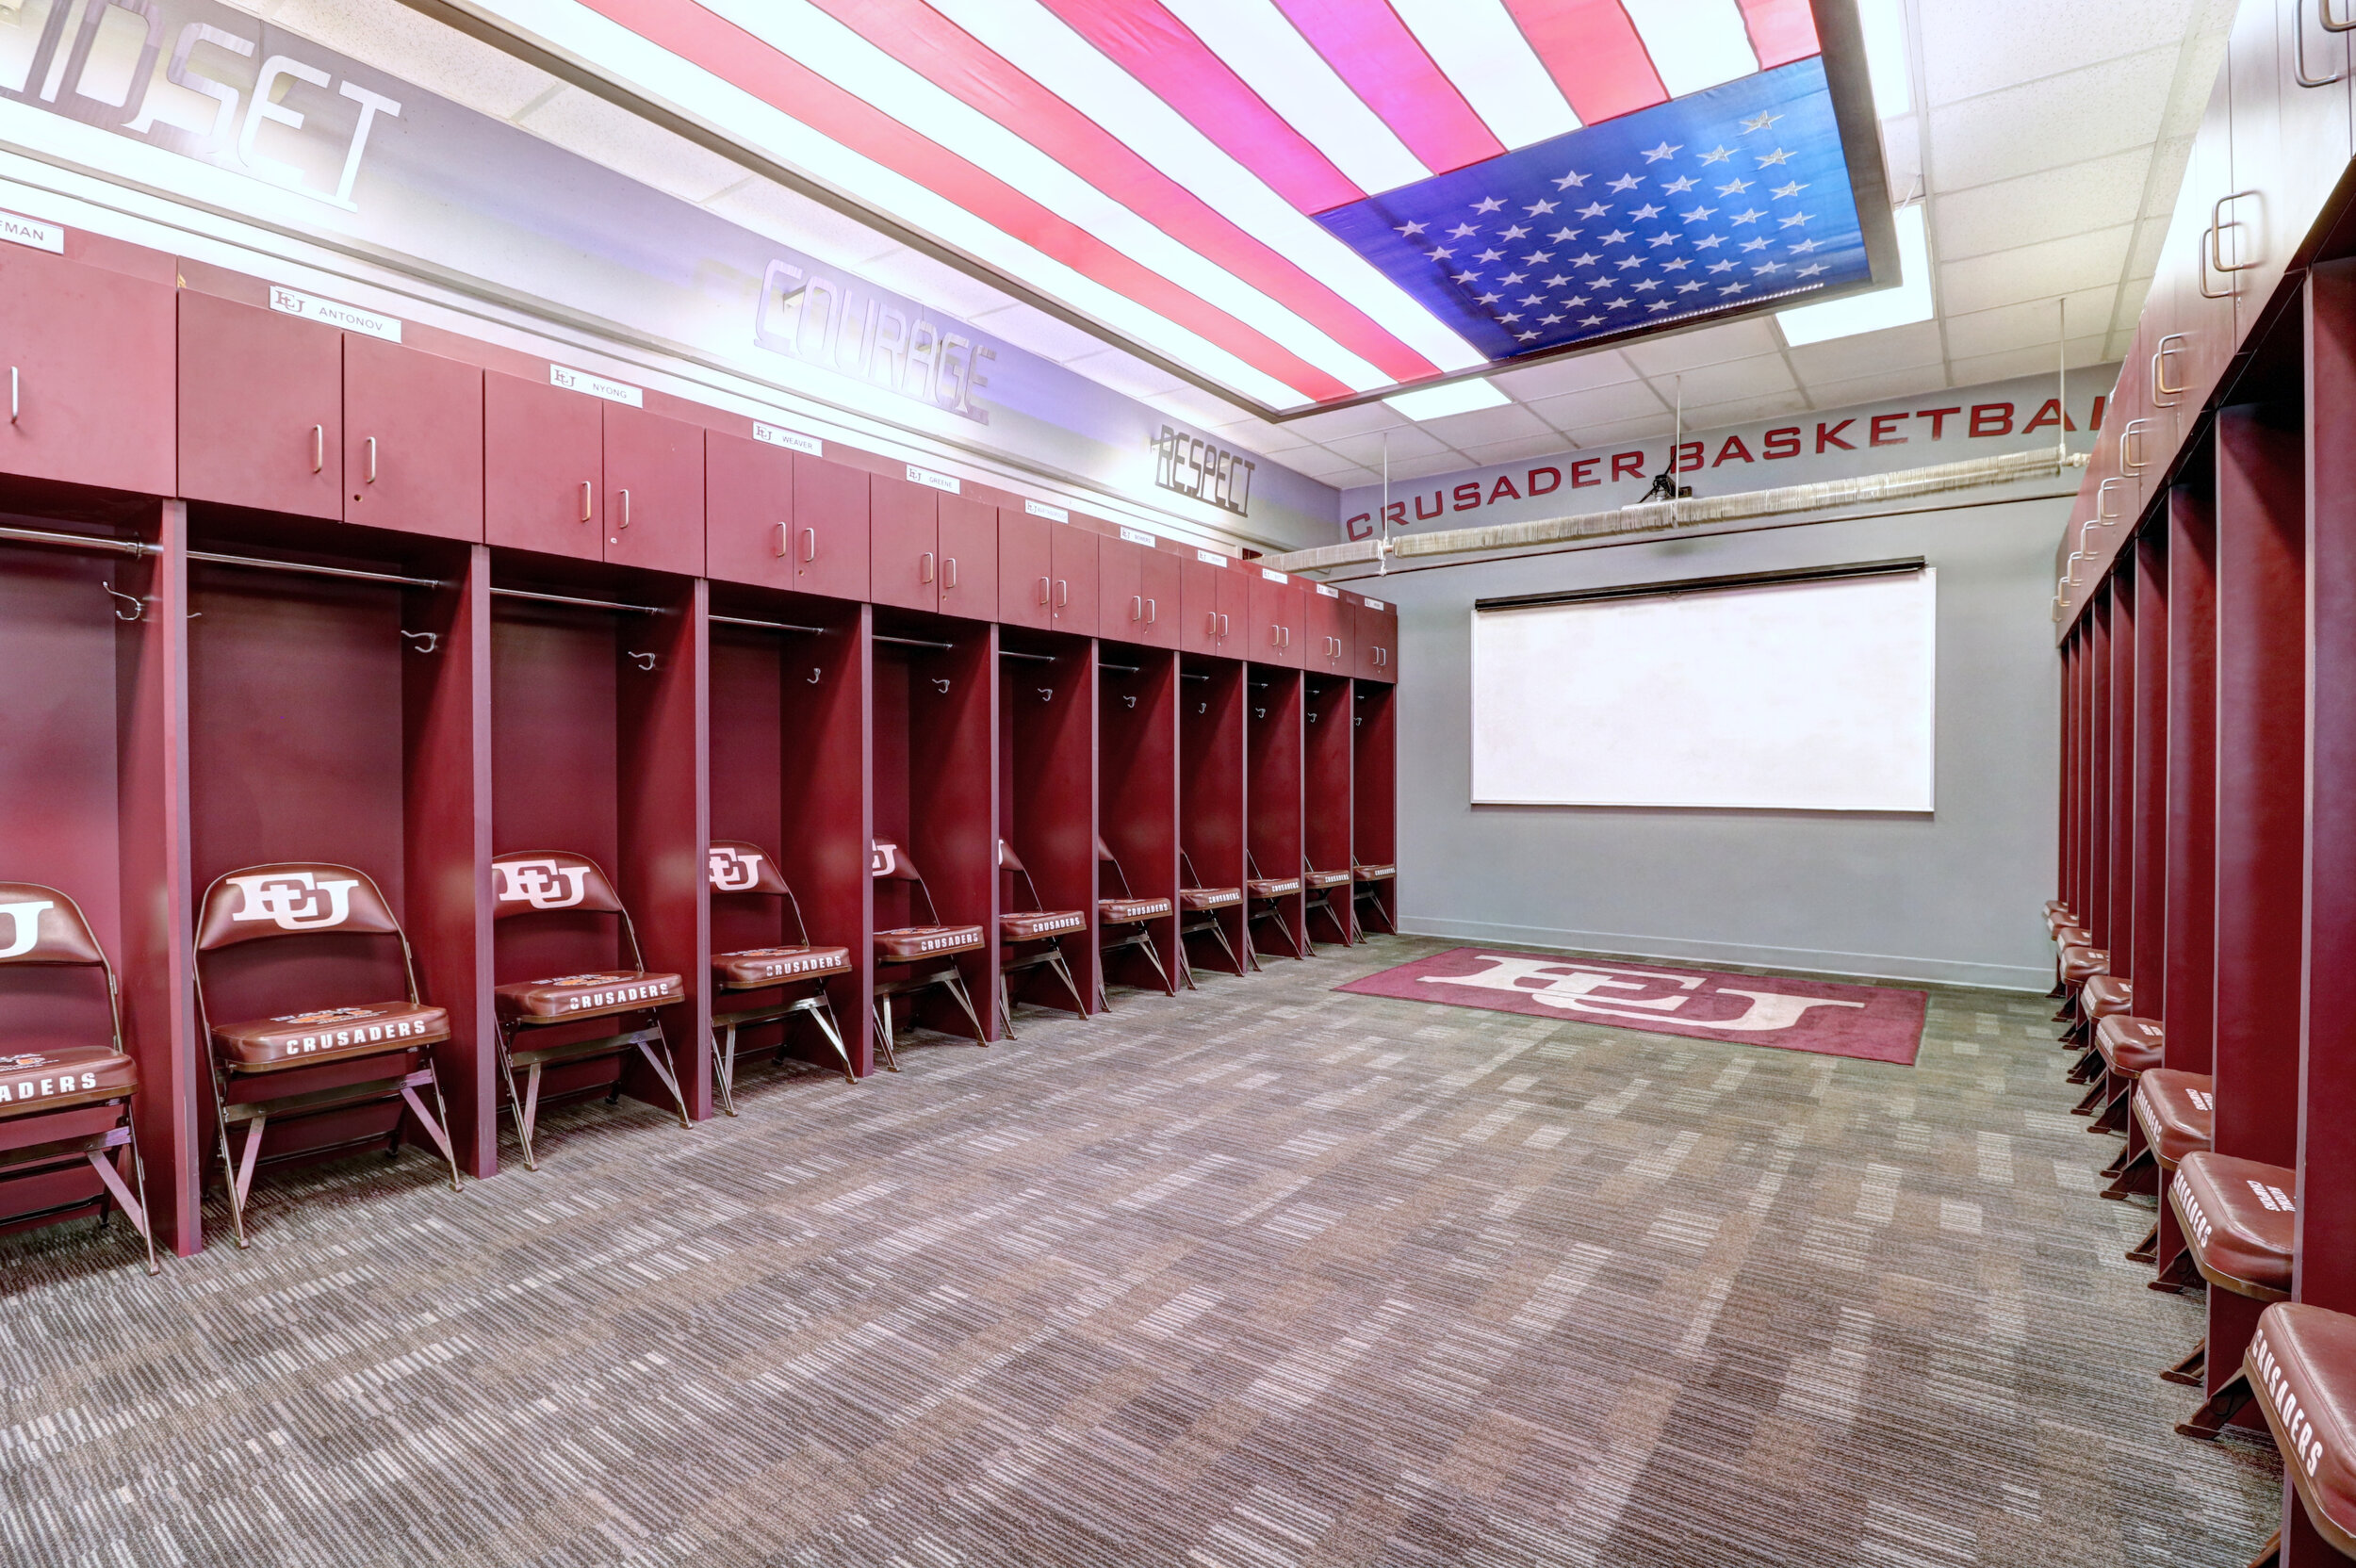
[1319,426,1453,466]
[1946,337,2114,386]
[2123,215,2169,283]
[1526,382,1667,432]
[515,87,750,204]
[1280,401,1414,442]
[1064,349,1187,403]
[1917,0,2196,108]
[1938,225,2135,318]
[702,180,905,273]
[1415,401,1554,449]
[1378,452,1477,482]
[856,247,1025,321]
[974,304,1143,367]
[1283,449,1379,482]
[1490,349,1644,400]
[1804,368,1957,408]
[1658,353,1798,406]
[1462,433,1577,465]
[1565,413,1678,447]
[1930,149,2151,260]
[1619,318,1785,377]
[1140,382,1259,431]
[1678,389,1812,428]
[272,0,556,118]
[1928,45,2182,191]
[1942,293,2117,360]
[1788,321,1946,384]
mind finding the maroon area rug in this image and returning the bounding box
[1338,947,1925,1064]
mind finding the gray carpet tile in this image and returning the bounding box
[0,938,2282,1566]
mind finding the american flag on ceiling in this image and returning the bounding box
[552,0,1876,411]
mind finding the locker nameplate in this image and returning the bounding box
[270,286,400,341]
[754,421,822,455]
[1195,550,1228,567]
[907,464,961,494]
[1025,499,1068,521]
[1260,567,1287,583]
[550,364,643,406]
[0,210,63,254]
[1118,526,1155,546]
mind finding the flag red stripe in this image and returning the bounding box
[1501,0,1667,126]
[1734,0,1822,69]
[1269,0,1506,176]
[1036,0,1364,215]
[807,0,1437,382]
[579,0,1352,401]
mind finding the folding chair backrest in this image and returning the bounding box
[196,863,404,951]
[710,841,811,945]
[491,851,627,920]
[873,841,942,924]
[0,882,120,1050]
[1096,836,1133,898]
[997,840,1042,912]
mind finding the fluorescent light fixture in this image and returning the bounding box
[1775,204,1933,346]
[1383,379,1512,419]
[1856,0,1912,118]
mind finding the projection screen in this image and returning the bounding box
[1470,564,1937,811]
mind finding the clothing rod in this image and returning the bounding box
[998,648,1055,663]
[875,633,956,651]
[711,613,823,634]
[1100,662,1141,675]
[492,586,660,614]
[0,523,150,558]
[188,549,443,590]
[1180,673,1208,682]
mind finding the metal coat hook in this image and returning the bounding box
[1121,694,1136,709]
[627,650,658,671]
[1039,687,1055,702]
[401,630,439,654]
[808,666,823,684]
[1254,707,1266,719]
[1198,702,1207,715]
[932,678,952,694]
[1307,711,1318,723]
[99,582,144,622]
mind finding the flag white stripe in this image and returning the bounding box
[1618,0,1761,98]
[701,0,1394,392]
[1390,0,1582,149]
[930,0,1484,371]
[1158,0,1432,198]
[470,0,1313,406]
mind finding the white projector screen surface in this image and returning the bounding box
[1471,569,1937,811]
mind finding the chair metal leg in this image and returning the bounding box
[1197,915,1244,977]
[225,1112,267,1250]
[2176,1367,2253,1439]
[941,972,988,1046]
[873,995,901,1071]
[395,1063,464,1193]
[633,1017,693,1128]
[996,971,1018,1040]
[1044,948,1088,1015]
[808,997,856,1084]
[498,1027,541,1172]
[713,1021,740,1117]
[1134,932,1175,996]
[1177,941,1197,990]
[87,1124,159,1276]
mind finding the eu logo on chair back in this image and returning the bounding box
[226,871,360,932]
[0,899,55,960]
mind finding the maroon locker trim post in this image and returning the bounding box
[2165,483,2219,1073]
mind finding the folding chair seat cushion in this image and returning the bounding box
[496,971,683,1022]
[1100,896,1173,923]
[213,1001,450,1072]
[2171,1152,2296,1301]
[875,924,985,962]
[1001,910,1085,942]
[2094,1014,2165,1077]
[2248,1304,2356,1559]
[1181,886,1241,909]
[2058,944,2108,982]
[713,946,851,988]
[1303,868,1351,890]
[2135,1070,2214,1168]
[0,1044,138,1115]
[1354,862,1397,881]
[2044,899,2072,922]
[1248,876,1301,898]
[2081,974,2133,1019]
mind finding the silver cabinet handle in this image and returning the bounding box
[1055,579,1067,608]
[1206,611,1218,637]
[2096,477,2122,522]
[312,424,324,474]
[2208,192,2257,285]
[802,525,816,563]
[581,481,594,522]
[2299,0,2349,84]
[9,366,16,423]
[1271,624,1281,646]
[774,522,790,558]
[921,551,935,583]
[617,488,631,528]
[2151,333,2186,403]
[1219,613,1228,637]
[1039,577,1053,606]
[943,556,957,589]
[2121,417,2150,474]
[365,435,378,483]
[1145,598,1155,623]
[1132,595,1142,621]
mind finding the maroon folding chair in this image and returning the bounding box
[491,851,689,1170]
[708,841,853,1111]
[1245,853,1307,960]
[870,841,987,1068]
[1302,855,1354,951]
[0,884,156,1274]
[1096,837,1175,1005]
[1177,850,1246,983]
[194,862,461,1246]
[996,840,1088,1037]
[1351,856,1397,938]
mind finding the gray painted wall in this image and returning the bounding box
[1348,493,2063,991]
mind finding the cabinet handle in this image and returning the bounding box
[1145,598,1155,624]
[2298,0,2349,85]
[2207,192,2257,288]
[2096,477,2122,522]
[803,526,816,563]
[773,522,789,558]
[581,481,594,522]
[365,435,378,484]
[312,424,323,474]
[8,366,16,423]
[1219,612,1228,637]
[921,551,935,584]
[616,488,631,528]
[2120,418,2150,474]
[1132,595,1142,621]
[1055,579,1067,608]
[943,556,957,589]
[1206,611,1218,637]
[2151,333,2186,405]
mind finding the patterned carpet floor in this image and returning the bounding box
[0,937,2282,1567]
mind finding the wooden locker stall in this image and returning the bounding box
[997,629,1096,1028]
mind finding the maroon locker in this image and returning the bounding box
[603,403,703,575]
[177,292,341,519]
[1052,523,1098,635]
[870,473,940,612]
[0,245,174,496]
[1098,534,1147,642]
[793,453,870,601]
[485,370,602,562]
[704,430,793,590]
[937,493,998,621]
[1251,567,1304,667]
[1182,554,1225,651]
[1139,545,1183,650]
[998,507,1055,631]
[341,335,483,542]
[1355,596,1398,681]
[1305,585,1351,673]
